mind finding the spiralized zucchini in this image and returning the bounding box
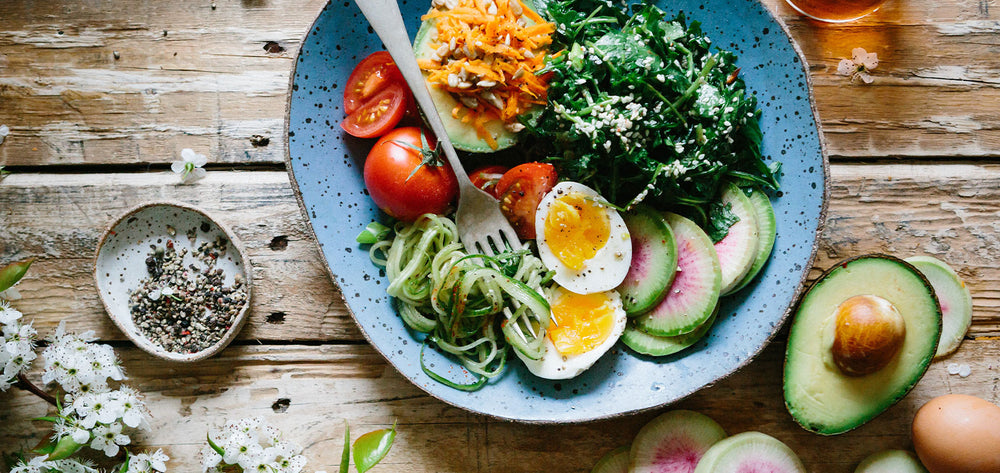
[372,214,552,390]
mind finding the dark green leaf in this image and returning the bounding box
[705,201,739,244]
[352,423,397,473]
[0,258,34,293]
[32,416,61,424]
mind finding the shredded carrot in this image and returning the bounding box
[419,0,554,149]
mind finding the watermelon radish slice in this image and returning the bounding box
[635,213,721,337]
[623,307,718,357]
[692,431,806,473]
[714,182,760,295]
[905,256,973,358]
[629,410,727,473]
[854,449,929,473]
[728,187,776,294]
[591,446,630,473]
[619,206,678,316]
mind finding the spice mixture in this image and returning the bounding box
[129,232,247,354]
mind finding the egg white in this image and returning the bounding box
[516,286,627,380]
[534,181,632,295]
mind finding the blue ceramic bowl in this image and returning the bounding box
[286,0,827,422]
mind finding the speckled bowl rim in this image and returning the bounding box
[282,0,829,423]
[93,201,254,363]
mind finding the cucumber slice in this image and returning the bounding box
[904,256,973,358]
[618,205,678,316]
[854,450,928,473]
[727,187,776,294]
[714,182,760,295]
[635,212,721,337]
[629,410,727,473]
[692,431,806,473]
[412,15,518,152]
[591,446,629,473]
[623,307,717,357]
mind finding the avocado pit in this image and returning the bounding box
[830,294,906,376]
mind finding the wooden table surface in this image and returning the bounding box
[2,0,999,471]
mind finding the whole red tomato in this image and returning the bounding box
[363,127,458,221]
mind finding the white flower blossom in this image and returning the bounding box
[171,148,208,184]
[126,449,170,473]
[837,47,879,84]
[0,124,9,145]
[1,302,37,391]
[42,321,124,395]
[10,455,52,473]
[46,459,100,473]
[90,421,131,457]
[204,417,312,473]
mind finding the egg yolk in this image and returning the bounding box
[548,291,617,356]
[543,192,611,271]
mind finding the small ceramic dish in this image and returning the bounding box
[94,202,252,362]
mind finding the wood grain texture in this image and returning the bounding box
[3,0,1000,472]
[1,340,996,472]
[2,0,1000,167]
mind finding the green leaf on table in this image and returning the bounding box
[352,422,397,473]
[356,222,391,245]
[41,435,84,461]
[0,258,33,293]
[340,421,350,473]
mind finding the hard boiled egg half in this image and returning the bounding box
[516,285,627,380]
[535,181,632,295]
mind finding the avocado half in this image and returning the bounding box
[783,254,942,435]
[411,0,546,153]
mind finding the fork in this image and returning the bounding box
[354,0,523,256]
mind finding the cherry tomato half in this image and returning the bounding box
[495,163,558,240]
[341,82,409,139]
[469,165,510,199]
[363,127,458,221]
[343,51,403,115]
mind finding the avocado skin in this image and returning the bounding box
[783,254,942,435]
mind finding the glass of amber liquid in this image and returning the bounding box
[784,0,888,22]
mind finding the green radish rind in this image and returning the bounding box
[629,410,727,473]
[904,256,973,359]
[619,206,679,316]
[591,446,630,473]
[692,431,806,473]
[623,308,718,357]
[635,212,721,337]
[854,449,929,473]
[715,182,760,296]
[727,187,776,294]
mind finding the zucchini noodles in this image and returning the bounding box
[370,214,552,390]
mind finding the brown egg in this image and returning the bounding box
[912,394,1000,473]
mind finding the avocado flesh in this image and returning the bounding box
[784,255,941,435]
[412,15,520,152]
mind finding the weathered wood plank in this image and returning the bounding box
[0,0,326,166]
[2,0,1000,167]
[1,339,996,472]
[3,163,1000,340]
[0,171,359,341]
